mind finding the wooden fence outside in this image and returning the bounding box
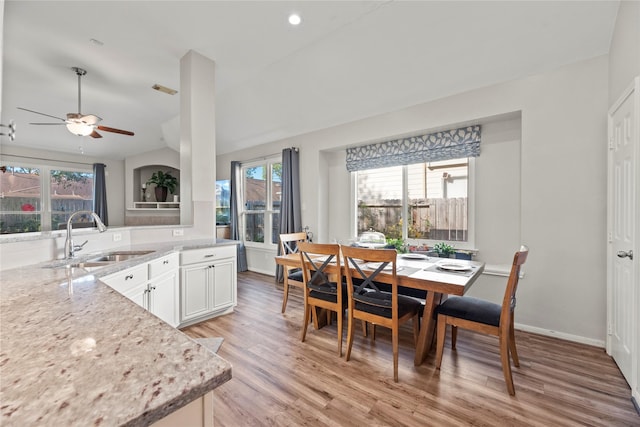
[358,198,467,241]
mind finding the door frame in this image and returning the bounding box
[606,76,640,407]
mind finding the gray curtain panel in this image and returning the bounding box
[92,163,108,226]
[276,148,302,282]
[230,161,248,272]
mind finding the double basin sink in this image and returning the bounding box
[47,250,155,271]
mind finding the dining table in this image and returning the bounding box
[274,251,485,366]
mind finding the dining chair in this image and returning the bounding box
[279,231,308,313]
[435,245,529,395]
[298,242,346,356]
[341,245,421,382]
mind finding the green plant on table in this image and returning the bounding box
[433,242,455,257]
[386,238,407,253]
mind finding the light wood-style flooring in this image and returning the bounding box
[182,271,639,426]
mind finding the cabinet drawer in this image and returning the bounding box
[102,264,149,294]
[180,245,235,266]
[149,253,179,278]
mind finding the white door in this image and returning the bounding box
[607,77,639,395]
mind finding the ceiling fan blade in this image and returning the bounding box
[30,122,66,125]
[90,130,102,139]
[18,107,66,122]
[96,125,134,136]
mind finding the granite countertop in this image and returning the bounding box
[0,239,237,426]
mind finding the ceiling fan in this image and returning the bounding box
[18,67,134,139]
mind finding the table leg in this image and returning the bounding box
[414,292,443,366]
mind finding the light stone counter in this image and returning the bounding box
[0,239,238,426]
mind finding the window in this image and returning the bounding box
[0,164,94,234]
[215,179,231,225]
[355,158,473,246]
[241,157,282,246]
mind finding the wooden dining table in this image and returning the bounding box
[275,251,485,366]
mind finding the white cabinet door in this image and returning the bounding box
[181,264,214,322]
[213,259,235,309]
[149,270,179,327]
[122,282,149,310]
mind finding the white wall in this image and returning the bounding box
[218,55,609,345]
[608,0,640,105]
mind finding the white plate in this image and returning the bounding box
[365,262,393,271]
[401,253,429,260]
[438,262,472,272]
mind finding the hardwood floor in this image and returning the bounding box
[182,272,639,426]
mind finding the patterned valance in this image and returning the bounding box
[346,125,481,172]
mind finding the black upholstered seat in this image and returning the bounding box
[435,295,501,327]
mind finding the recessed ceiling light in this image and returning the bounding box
[288,13,301,26]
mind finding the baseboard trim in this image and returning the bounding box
[249,267,276,276]
[632,395,639,415]
[515,323,605,348]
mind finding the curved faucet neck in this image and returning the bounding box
[64,210,107,259]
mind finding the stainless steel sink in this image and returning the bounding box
[68,261,115,271]
[44,250,156,270]
[87,250,155,263]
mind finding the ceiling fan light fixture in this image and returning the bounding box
[288,13,301,26]
[66,122,94,136]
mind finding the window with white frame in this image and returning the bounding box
[0,164,94,234]
[355,158,473,247]
[241,157,282,246]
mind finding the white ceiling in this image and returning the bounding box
[1,1,619,160]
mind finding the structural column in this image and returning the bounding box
[180,50,216,236]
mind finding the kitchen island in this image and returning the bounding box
[0,240,236,426]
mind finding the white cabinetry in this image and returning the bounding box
[179,245,237,327]
[103,264,149,305]
[102,253,180,327]
[148,253,179,327]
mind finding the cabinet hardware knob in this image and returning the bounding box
[125,274,134,280]
[163,260,169,264]
[204,254,215,258]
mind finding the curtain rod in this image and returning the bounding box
[240,147,297,164]
[0,153,94,167]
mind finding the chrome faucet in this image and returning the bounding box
[64,210,107,259]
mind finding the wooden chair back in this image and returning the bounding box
[278,231,308,313]
[279,231,308,256]
[500,245,529,333]
[297,242,345,355]
[341,245,420,382]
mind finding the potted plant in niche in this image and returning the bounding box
[433,242,456,258]
[147,170,178,203]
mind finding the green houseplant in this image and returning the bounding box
[433,242,455,258]
[147,170,178,203]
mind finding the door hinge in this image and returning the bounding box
[608,137,615,150]
[607,322,612,335]
[608,232,613,243]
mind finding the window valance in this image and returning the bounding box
[345,125,481,172]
